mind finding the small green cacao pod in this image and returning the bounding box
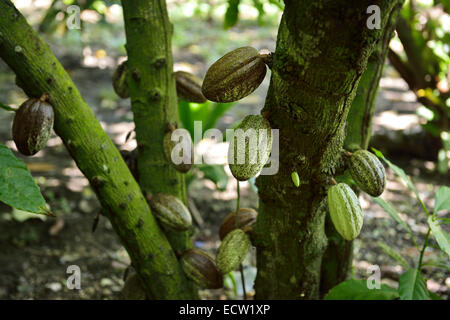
[180,249,223,289]
[175,71,207,103]
[216,229,251,274]
[163,131,193,174]
[120,273,148,300]
[327,183,364,241]
[149,193,192,231]
[291,171,300,187]
[347,150,386,197]
[202,46,267,102]
[12,95,54,156]
[219,208,257,240]
[228,115,272,181]
[112,61,129,99]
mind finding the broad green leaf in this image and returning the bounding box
[325,279,399,300]
[434,186,450,213]
[398,269,429,300]
[428,291,444,300]
[224,0,240,29]
[428,215,450,258]
[377,241,410,269]
[0,144,50,216]
[372,197,418,248]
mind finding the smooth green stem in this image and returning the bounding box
[417,227,431,272]
[240,263,247,300]
[0,102,17,112]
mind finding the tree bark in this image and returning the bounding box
[319,3,402,297]
[254,0,402,299]
[0,0,193,299]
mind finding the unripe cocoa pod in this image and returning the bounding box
[216,229,251,274]
[219,208,257,240]
[347,150,386,197]
[228,115,272,181]
[175,71,207,103]
[12,95,54,156]
[120,273,147,300]
[163,131,193,173]
[327,183,364,241]
[112,61,129,99]
[149,193,192,231]
[202,47,266,102]
[180,249,223,289]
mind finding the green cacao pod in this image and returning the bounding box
[12,95,54,156]
[347,150,386,197]
[149,193,192,231]
[120,273,147,300]
[202,46,266,102]
[180,249,223,289]
[219,208,257,240]
[228,115,272,181]
[163,131,193,173]
[216,229,251,274]
[327,183,364,241]
[175,71,207,103]
[112,61,129,99]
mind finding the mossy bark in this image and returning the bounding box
[0,0,193,299]
[254,0,402,299]
[319,3,403,297]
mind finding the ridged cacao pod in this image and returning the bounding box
[347,150,386,197]
[327,183,364,241]
[216,229,250,274]
[12,95,54,156]
[180,249,223,289]
[228,115,272,181]
[112,61,129,99]
[149,193,192,231]
[219,208,257,240]
[120,273,147,300]
[163,131,193,173]
[202,47,266,102]
[175,71,207,103]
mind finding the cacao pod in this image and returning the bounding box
[180,249,223,289]
[120,273,147,300]
[202,47,266,102]
[216,229,250,274]
[112,61,129,99]
[347,150,386,197]
[327,183,364,241]
[219,208,257,240]
[12,95,54,156]
[163,131,193,173]
[149,193,192,231]
[175,71,207,103]
[228,115,272,181]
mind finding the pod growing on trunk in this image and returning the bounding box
[202,46,266,102]
[180,249,223,289]
[216,229,251,274]
[12,95,54,156]
[175,71,207,103]
[347,150,386,197]
[228,115,272,181]
[149,193,192,231]
[163,131,193,174]
[219,208,257,240]
[327,183,363,241]
[112,61,129,99]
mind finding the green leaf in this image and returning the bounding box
[325,279,399,300]
[398,269,429,300]
[428,215,450,258]
[434,186,450,213]
[0,144,50,216]
[428,291,444,300]
[197,164,228,191]
[377,241,410,269]
[224,0,240,29]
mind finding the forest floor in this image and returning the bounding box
[0,2,448,300]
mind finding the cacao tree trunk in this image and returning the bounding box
[0,0,194,299]
[319,3,403,297]
[254,0,403,299]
